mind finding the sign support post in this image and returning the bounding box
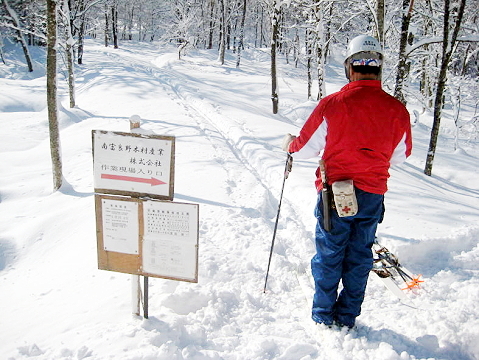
[129,116,145,318]
[132,274,141,316]
[143,276,149,319]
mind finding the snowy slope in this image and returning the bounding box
[1,39,478,360]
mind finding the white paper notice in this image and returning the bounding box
[142,201,198,281]
[102,199,139,254]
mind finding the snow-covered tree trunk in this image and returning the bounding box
[418,1,436,108]
[420,46,435,108]
[256,3,266,48]
[136,1,143,42]
[316,44,325,100]
[218,0,226,65]
[323,3,333,61]
[62,0,75,108]
[74,0,91,64]
[394,0,414,104]
[424,0,467,176]
[0,34,5,64]
[46,0,63,191]
[306,29,312,100]
[236,0,247,68]
[77,16,85,64]
[271,0,280,114]
[293,29,300,68]
[313,3,325,100]
[207,0,215,49]
[112,0,118,49]
[126,2,134,40]
[104,3,109,47]
[178,41,188,60]
[2,0,34,72]
[376,0,385,46]
[450,84,462,150]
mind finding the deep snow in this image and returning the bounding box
[0,39,478,360]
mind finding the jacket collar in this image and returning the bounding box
[341,80,382,91]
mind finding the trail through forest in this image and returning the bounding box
[0,40,478,360]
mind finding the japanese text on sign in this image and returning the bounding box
[101,198,139,255]
[92,131,175,199]
[142,201,198,281]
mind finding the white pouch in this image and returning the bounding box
[332,180,358,217]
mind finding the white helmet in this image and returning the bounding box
[345,35,383,63]
[344,35,383,80]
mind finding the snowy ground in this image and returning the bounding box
[1,39,478,360]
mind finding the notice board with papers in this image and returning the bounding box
[95,194,199,283]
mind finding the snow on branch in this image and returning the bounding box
[406,35,479,57]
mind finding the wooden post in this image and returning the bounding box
[132,275,141,316]
[143,276,149,319]
[129,115,141,130]
[130,114,142,316]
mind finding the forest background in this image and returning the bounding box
[1,1,479,359]
[1,0,478,178]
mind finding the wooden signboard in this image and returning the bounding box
[95,194,199,283]
[92,130,175,201]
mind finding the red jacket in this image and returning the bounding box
[289,80,412,195]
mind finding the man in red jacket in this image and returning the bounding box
[283,35,412,329]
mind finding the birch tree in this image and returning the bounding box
[218,0,227,64]
[305,28,313,99]
[104,2,109,47]
[376,0,385,46]
[60,0,75,108]
[271,0,280,114]
[311,1,325,100]
[236,0,247,68]
[424,0,467,176]
[1,0,33,72]
[76,0,87,64]
[46,0,63,191]
[111,0,118,48]
[393,0,414,104]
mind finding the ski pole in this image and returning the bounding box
[263,153,293,293]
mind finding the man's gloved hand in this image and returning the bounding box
[282,133,296,152]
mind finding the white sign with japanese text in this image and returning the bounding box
[142,201,199,282]
[92,131,175,200]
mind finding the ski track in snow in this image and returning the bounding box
[1,40,478,360]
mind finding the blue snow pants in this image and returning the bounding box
[311,187,384,328]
